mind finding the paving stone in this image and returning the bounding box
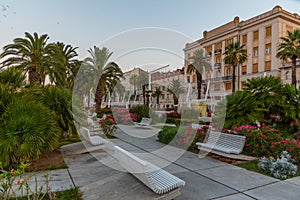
[196,165,278,192]
[213,193,255,200]
[174,171,236,200]
[245,181,300,200]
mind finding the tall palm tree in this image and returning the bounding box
[152,87,163,105]
[129,74,138,94]
[277,29,300,87]
[82,46,123,114]
[187,49,212,99]
[50,42,81,88]
[224,41,247,93]
[0,32,53,85]
[168,80,185,112]
[137,71,149,104]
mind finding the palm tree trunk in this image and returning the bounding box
[156,96,159,105]
[95,82,103,116]
[142,85,146,105]
[28,68,41,84]
[292,57,297,87]
[232,63,236,93]
[173,94,178,112]
[196,71,202,99]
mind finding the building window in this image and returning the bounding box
[253,63,258,73]
[242,65,247,75]
[265,61,271,72]
[215,55,221,65]
[266,26,272,37]
[265,44,271,54]
[216,70,221,78]
[225,68,232,76]
[161,94,164,100]
[162,86,165,91]
[226,38,233,47]
[253,47,259,57]
[192,74,196,83]
[253,30,259,41]
[225,82,232,90]
[167,94,169,100]
[286,71,291,80]
[214,42,222,54]
[242,34,247,44]
[241,81,246,89]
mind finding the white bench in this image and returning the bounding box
[114,146,185,194]
[196,132,246,154]
[80,127,108,146]
[134,117,152,128]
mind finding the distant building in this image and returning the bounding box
[184,5,300,97]
[151,68,185,109]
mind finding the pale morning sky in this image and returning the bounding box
[0,0,300,72]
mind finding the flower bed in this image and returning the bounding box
[226,125,300,164]
[98,115,117,136]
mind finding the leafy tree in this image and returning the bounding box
[223,41,247,92]
[152,87,163,105]
[82,46,123,114]
[277,29,300,87]
[187,49,212,99]
[0,32,53,85]
[168,80,185,112]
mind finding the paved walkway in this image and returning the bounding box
[41,126,300,199]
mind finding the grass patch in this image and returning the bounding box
[235,160,300,180]
[12,187,82,200]
[59,135,81,146]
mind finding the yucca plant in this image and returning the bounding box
[0,98,60,166]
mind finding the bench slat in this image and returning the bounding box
[114,146,185,194]
[197,132,246,154]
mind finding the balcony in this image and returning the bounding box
[222,75,233,81]
[214,63,221,68]
[214,49,222,55]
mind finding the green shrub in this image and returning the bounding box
[129,105,149,122]
[158,126,179,144]
[39,86,76,136]
[0,99,61,166]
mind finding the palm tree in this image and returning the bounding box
[152,87,163,106]
[168,80,185,112]
[277,29,300,87]
[0,32,53,85]
[50,42,81,88]
[129,74,138,95]
[224,41,247,93]
[137,71,148,104]
[187,49,212,99]
[82,46,123,115]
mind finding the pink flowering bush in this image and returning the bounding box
[231,125,300,164]
[98,115,117,136]
[178,125,210,152]
[112,107,137,125]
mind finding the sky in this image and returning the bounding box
[1,0,300,72]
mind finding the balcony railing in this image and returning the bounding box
[214,63,221,68]
[203,75,233,82]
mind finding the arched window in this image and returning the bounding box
[225,67,232,76]
[286,71,291,80]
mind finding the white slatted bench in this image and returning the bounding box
[80,127,108,146]
[196,132,246,154]
[114,146,185,194]
[134,117,152,128]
